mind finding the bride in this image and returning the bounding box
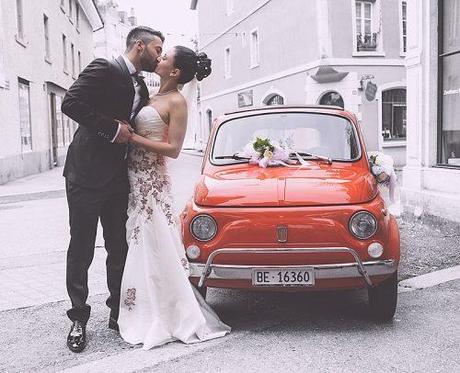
[117,46,230,349]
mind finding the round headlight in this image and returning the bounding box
[190,214,217,241]
[186,245,201,259]
[368,242,384,258]
[349,211,377,239]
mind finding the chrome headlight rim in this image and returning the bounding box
[349,210,378,240]
[190,214,218,242]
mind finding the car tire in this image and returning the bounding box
[368,271,398,322]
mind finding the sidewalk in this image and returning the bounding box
[0,165,65,203]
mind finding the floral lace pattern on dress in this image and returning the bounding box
[128,147,175,229]
[123,288,136,311]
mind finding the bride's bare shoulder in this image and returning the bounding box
[170,92,187,108]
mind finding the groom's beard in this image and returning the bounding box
[140,50,157,72]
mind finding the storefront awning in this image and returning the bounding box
[310,65,349,84]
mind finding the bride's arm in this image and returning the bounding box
[129,97,188,159]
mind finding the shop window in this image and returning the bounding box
[382,88,406,141]
[439,0,460,166]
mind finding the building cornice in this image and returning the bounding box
[78,0,104,31]
[199,0,271,50]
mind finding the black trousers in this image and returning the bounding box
[65,174,129,324]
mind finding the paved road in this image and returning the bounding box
[1,280,459,372]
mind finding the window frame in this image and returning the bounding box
[437,0,460,168]
[62,34,68,74]
[15,0,25,42]
[399,0,407,56]
[44,14,51,62]
[18,78,33,153]
[381,88,407,143]
[352,0,385,56]
[71,43,76,78]
[78,50,82,73]
[76,3,80,30]
[250,28,260,68]
[68,0,73,23]
[224,46,231,79]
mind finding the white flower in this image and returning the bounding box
[263,149,274,159]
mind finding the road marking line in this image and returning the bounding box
[398,265,460,293]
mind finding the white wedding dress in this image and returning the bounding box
[118,105,230,349]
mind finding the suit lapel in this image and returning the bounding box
[131,77,149,122]
[115,56,135,118]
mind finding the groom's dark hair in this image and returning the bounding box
[125,26,165,51]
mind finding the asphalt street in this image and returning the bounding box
[0,152,459,372]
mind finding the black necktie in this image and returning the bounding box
[130,72,143,87]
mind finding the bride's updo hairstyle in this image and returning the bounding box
[173,46,212,84]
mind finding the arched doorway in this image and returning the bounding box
[319,91,344,108]
[263,94,285,106]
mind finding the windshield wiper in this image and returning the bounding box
[214,154,251,161]
[290,152,332,165]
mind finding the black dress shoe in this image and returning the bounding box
[67,321,86,353]
[108,316,119,332]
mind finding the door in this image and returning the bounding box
[49,93,58,166]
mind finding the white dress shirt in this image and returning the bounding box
[111,55,142,142]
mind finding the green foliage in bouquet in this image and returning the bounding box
[369,154,378,166]
[253,137,274,155]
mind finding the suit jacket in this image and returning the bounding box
[62,56,149,189]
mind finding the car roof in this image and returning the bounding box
[224,104,343,115]
[220,105,354,121]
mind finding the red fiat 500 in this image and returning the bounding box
[181,105,400,321]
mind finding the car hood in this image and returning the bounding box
[194,165,377,207]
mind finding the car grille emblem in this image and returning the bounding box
[277,226,288,243]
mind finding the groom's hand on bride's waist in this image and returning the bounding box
[113,120,134,144]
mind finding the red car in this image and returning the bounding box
[181,105,400,321]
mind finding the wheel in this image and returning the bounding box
[192,283,208,300]
[368,271,398,322]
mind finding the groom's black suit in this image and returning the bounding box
[62,56,149,324]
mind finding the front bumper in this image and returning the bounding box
[190,247,398,288]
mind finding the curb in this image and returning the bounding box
[0,189,65,204]
[398,265,460,293]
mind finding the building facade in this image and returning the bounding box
[402,0,460,222]
[93,0,136,60]
[0,0,102,183]
[191,0,407,166]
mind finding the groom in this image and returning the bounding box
[61,26,164,352]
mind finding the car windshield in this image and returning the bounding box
[211,112,361,165]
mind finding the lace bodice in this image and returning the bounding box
[127,105,173,228]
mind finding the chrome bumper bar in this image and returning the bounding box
[192,247,397,288]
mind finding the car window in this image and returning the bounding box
[211,112,361,164]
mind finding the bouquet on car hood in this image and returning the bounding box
[239,137,293,168]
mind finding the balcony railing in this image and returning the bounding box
[357,32,378,51]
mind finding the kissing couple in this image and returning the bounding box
[61,26,230,352]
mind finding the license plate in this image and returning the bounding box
[252,268,315,286]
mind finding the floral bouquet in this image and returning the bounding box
[238,137,293,168]
[368,151,399,211]
[369,152,394,184]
